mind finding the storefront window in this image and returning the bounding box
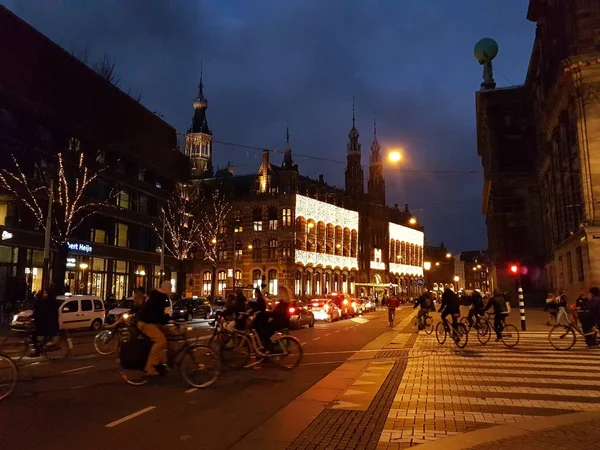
[217,270,227,296]
[113,260,129,300]
[25,267,42,295]
[135,264,146,288]
[268,269,278,296]
[90,257,106,298]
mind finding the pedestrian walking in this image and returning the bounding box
[556,291,569,325]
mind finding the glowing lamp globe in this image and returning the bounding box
[474,38,499,64]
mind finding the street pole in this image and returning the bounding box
[42,180,53,290]
[159,208,165,284]
[232,241,236,290]
[518,282,526,331]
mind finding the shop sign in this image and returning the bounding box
[67,241,93,253]
[1,230,13,241]
[66,257,76,268]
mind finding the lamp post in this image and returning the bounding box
[453,275,459,293]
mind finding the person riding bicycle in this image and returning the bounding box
[387,295,400,326]
[414,291,433,330]
[438,284,459,330]
[580,287,600,347]
[466,290,485,328]
[31,286,59,357]
[255,286,291,350]
[136,281,171,376]
[484,288,509,341]
[105,287,146,330]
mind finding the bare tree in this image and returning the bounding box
[155,183,203,296]
[93,53,120,86]
[0,151,116,291]
[196,189,232,300]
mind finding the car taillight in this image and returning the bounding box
[312,302,320,307]
[289,307,296,314]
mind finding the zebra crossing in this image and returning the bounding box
[377,329,600,449]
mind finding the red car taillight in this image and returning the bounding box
[289,307,296,314]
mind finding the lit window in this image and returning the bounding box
[253,269,262,289]
[91,229,106,244]
[217,271,227,295]
[253,221,263,232]
[235,241,242,258]
[282,208,292,227]
[202,271,212,296]
[68,137,81,152]
[0,201,7,226]
[118,191,130,210]
[282,241,291,257]
[268,269,278,296]
[218,250,227,261]
[114,223,128,247]
[269,219,278,230]
[268,239,278,259]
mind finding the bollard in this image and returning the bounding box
[518,287,526,331]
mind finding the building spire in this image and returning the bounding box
[347,97,360,153]
[286,119,290,149]
[352,96,356,128]
[282,120,295,169]
[373,111,378,141]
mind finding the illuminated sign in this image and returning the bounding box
[370,248,385,270]
[66,257,76,268]
[67,242,93,253]
[1,230,13,241]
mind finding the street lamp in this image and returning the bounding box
[446,253,452,259]
[211,237,217,245]
[409,217,417,225]
[387,150,402,164]
[423,261,431,271]
[453,275,459,292]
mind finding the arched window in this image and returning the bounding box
[234,270,242,287]
[334,273,340,292]
[342,273,348,294]
[324,271,331,294]
[217,271,227,296]
[314,271,322,295]
[202,271,212,296]
[268,269,278,296]
[253,269,262,289]
[295,270,302,296]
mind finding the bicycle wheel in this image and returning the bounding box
[180,345,220,388]
[549,325,575,351]
[220,333,252,369]
[477,321,492,345]
[412,316,420,333]
[0,354,17,401]
[120,368,150,386]
[501,324,520,349]
[0,335,28,361]
[459,317,470,332]
[43,334,70,361]
[453,324,469,349]
[424,316,434,335]
[94,330,120,355]
[435,322,447,345]
[270,335,303,370]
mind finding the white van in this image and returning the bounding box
[12,294,105,331]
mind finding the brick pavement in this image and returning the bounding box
[377,313,600,449]
[288,308,416,450]
[469,417,600,450]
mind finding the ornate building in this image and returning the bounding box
[185,68,213,179]
[476,0,600,302]
[189,102,424,300]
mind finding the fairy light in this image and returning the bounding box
[388,222,424,277]
[295,249,358,271]
[295,195,359,231]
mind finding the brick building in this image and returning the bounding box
[185,97,425,300]
[476,0,600,302]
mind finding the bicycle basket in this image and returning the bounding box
[118,338,152,371]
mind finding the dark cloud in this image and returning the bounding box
[2,0,535,252]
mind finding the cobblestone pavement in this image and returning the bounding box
[378,316,600,449]
[470,417,600,450]
[288,308,416,450]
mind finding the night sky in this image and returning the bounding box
[2,0,535,254]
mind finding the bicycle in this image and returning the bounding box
[412,312,433,335]
[94,328,121,355]
[0,330,71,361]
[118,321,220,388]
[549,322,599,350]
[0,353,18,401]
[388,309,396,327]
[460,313,492,344]
[435,315,468,348]
[486,313,520,349]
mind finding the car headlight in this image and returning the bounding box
[122,313,130,320]
[13,314,18,322]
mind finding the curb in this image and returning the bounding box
[414,411,600,450]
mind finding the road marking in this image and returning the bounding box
[105,406,156,428]
[61,365,94,374]
[313,337,321,341]
[301,342,307,346]
[185,388,198,394]
[302,349,379,356]
[325,333,331,337]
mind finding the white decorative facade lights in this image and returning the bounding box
[370,248,385,270]
[295,195,359,270]
[388,222,424,277]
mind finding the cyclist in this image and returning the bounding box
[255,286,291,350]
[387,295,400,326]
[105,287,146,330]
[136,281,171,376]
[31,286,59,357]
[438,284,459,330]
[580,287,600,347]
[484,288,509,341]
[413,291,433,330]
[466,290,485,329]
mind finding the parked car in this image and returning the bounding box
[327,293,355,319]
[172,297,212,321]
[288,300,315,329]
[209,299,227,320]
[356,298,376,313]
[106,295,172,324]
[308,299,340,322]
[12,294,106,331]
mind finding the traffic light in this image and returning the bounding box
[510,264,519,275]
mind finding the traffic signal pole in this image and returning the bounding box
[518,281,526,331]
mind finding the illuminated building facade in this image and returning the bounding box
[191,115,424,299]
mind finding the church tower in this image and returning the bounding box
[368,115,385,205]
[185,65,213,178]
[345,99,364,199]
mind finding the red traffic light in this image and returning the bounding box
[510,264,519,274]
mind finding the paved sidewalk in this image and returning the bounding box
[378,308,600,449]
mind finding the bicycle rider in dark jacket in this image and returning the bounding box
[466,290,485,328]
[484,289,509,341]
[414,291,433,330]
[581,287,600,347]
[439,285,460,329]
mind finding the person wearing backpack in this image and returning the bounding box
[466,290,485,329]
[414,291,433,330]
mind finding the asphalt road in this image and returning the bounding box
[1,308,400,450]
